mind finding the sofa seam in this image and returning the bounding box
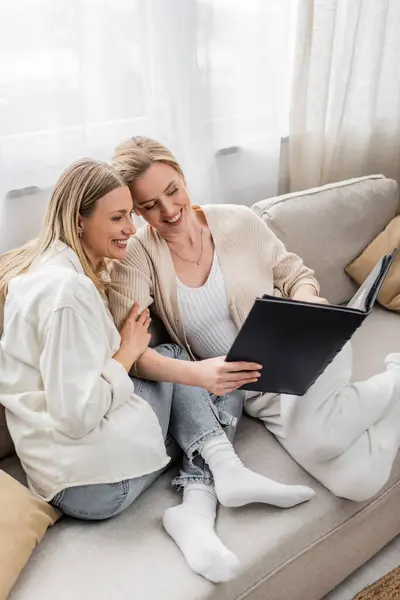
[236,477,400,600]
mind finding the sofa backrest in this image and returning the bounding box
[252,175,399,304]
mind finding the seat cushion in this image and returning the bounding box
[5,308,400,600]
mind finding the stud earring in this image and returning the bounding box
[78,229,83,238]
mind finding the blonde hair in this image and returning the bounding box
[112,136,186,192]
[0,158,124,332]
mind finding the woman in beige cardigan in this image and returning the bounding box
[109,136,400,504]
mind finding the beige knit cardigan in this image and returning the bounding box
[108,204,319,359]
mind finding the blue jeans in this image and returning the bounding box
[52,344,245,520]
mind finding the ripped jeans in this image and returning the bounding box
[51,344,245,520]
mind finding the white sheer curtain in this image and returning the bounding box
[289,0,400,192]
[0,0,294,250]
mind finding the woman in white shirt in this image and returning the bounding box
[0,158,314,583]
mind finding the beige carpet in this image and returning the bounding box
[354,567,400,599]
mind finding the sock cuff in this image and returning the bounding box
[200,431,231,460]
[184,481,217,496]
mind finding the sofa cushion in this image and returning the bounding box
[345,216,400,312]
[0,471,60,600]
[0,406,14,460]
[252,176,399,305]
[5,309,400,600]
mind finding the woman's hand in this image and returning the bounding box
[196,356,262,396]
[113,303,152,373]
[296,294,329,305]
[292,285,328,305]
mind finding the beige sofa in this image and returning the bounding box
[2,174,400,600]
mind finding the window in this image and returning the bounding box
[0,0,297,202]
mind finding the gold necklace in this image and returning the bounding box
[169,228,204,266]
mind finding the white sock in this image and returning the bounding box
[201,433,315,508]
[163,483,240,583]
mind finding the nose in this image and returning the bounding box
[160,198,176,219]
[123,216,136,236]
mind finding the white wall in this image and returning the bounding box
[0,188,50,254]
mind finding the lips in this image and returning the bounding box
[165,208,183,225]
[113,239,129,247]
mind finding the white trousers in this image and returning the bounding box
[245,343,400,501]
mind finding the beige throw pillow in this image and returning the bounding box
[0,471,60,599]
[345,216,400,311]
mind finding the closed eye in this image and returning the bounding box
[112,212,135,222]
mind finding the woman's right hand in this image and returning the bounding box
[113,303,152,373]
[196,356,262,396]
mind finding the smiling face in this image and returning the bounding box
[79,185,135,265]
[130,162,192,239]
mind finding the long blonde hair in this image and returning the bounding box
[112,136,186,192]
[0,158,124,332]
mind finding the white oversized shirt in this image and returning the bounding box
[0,242,169,500]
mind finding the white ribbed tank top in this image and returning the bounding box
[176,252,238,359]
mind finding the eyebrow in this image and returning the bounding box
[111,208,131,214]
[138,180,177,206]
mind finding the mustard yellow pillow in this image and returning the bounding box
[345,216,400,311]
[0,471,60,600]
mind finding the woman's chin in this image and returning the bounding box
[109,247,127,261]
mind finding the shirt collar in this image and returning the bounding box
[32,241,85,275]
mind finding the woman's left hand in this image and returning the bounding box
[293,288,329,305]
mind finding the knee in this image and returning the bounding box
[154,343,189,361]
[52,482,132,520]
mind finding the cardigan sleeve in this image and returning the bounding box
[108,238,154,330]
[263,224,320,298]
[40,307,134,439]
